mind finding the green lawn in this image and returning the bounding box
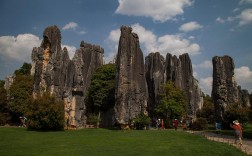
[0,127,248,156]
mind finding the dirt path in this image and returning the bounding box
[186,130,252,155]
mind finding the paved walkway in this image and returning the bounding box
[186,130,252,155]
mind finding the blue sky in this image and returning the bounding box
[0,0,252,95]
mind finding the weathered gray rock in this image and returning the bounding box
[164,53,203,118]
[238,86,251,107]
[212,55,239,122]
[145,52,165,118]
[31,25,104,128]
[114,26,148,125]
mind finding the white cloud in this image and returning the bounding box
[179,21,203,32]
[233,8,240,13]
[235,66,252,93]
[239,0,252,4]
[0,34,41,62]
[216,9,252,26]
[193,60,212,69]
[200,77,213,95]
[105,23,201,63]
[235,66,252,81]
[62,22,86,35]
[216,17,225,24]
[115,0,193,22]
[188,36,195,40]
[239,9,252,26]
[63,22,78,30]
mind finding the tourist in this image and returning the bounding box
[173,119,179,130]
[230,120,243,145]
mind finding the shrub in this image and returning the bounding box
[191,118,208,130]
[87,113,101,128]
[132,113,151,130]
[26,93,65,131]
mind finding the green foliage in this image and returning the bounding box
[87,63,116,112]
[155,81,186,121]
[0,80,5,88]
[7,74,34,123]
[223,103,251,124]
[0,85,8,125]
[14,62,32,75]
[26,93,65,131]
[192,118,208,130]
[87,113,101,127]
[132,113,151,130]
[197,95,215,123]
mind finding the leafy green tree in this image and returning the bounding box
[197,95,215,123]
[0,80,5,88]
[7,75,34,123]
[223,102,250,124]
[7,63,33,123]
[0,80,9,125]
[26,93,65,131]
[86,63,116,114]
[14,62,32,75]
[155,81,186,123]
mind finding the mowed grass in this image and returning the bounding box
[0,127,248,156]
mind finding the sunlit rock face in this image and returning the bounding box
[114,26,148,125]
[31,25,103,128]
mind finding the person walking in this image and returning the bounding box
[173,119,179,130]
[230,120,243,145]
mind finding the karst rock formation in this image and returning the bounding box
[145,52,203,119]
[212,55,251,122]
[31,25,103,128]
[145,52,165,118]
[28,25,251,129]
[114,26,148,125]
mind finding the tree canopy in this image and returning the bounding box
[155,81,186,121]
[7,63,33,123]
[86,63,116,112]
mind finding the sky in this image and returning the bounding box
[0,0,252,95]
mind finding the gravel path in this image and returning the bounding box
[186,130,252,155]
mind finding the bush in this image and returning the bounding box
[132,113,151,130]
[0,113,10,126]
[191,118,208,130]
[26,93,65,131]
[87,113,101,128]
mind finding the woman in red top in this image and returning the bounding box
[230,120,243,145]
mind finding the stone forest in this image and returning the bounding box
[3,25,252,129]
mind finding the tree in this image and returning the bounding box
[0,80,8,125]
[14,62,32,75]
[197,95,215,123]
[86,63,116,114]
[155,81,186,124]
[7,63,33,124]
[26,93,65,131]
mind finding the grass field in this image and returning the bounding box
[0,127,248,156]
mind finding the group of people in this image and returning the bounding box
[155,118,179,130]
[154,117,243,145]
